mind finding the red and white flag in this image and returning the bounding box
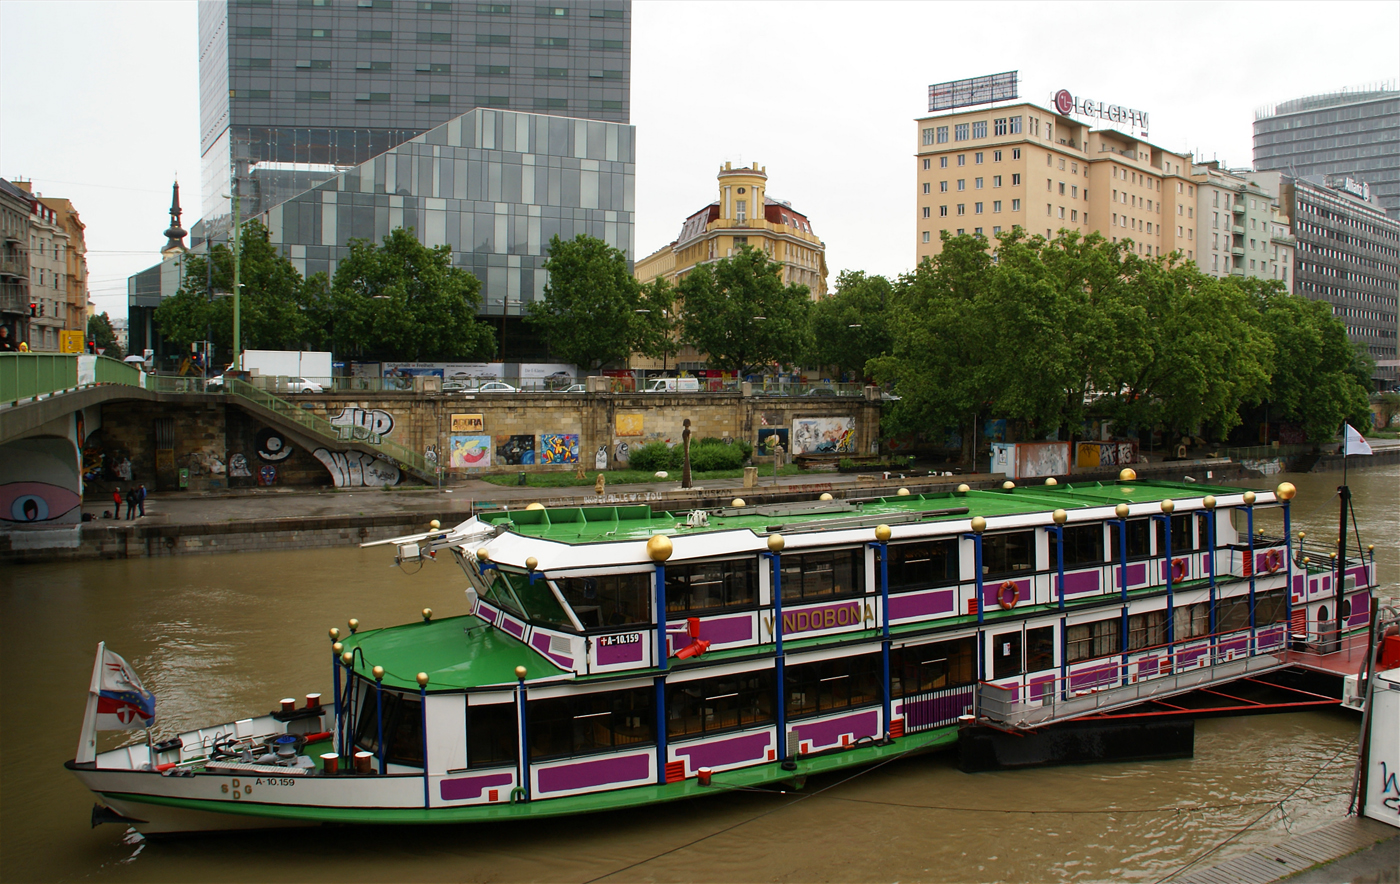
[95,647,155,730]
[1343,424,1374,457]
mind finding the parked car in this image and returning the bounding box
[473,381,517,393]
[643,377,699,393]
[284,377,324,393]
[560,383,586,394]
[801,387,839,397]
[205,374,226,390]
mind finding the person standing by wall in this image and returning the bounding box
[125,488,138,520]
[112,488,121,519]
[136,485,147,517]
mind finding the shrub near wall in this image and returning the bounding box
[627,439,752,472]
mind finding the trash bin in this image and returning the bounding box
[517,471,527,486]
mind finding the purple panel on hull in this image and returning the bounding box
[477,603,499,626]
[1028,676,1055,702]
[1218,635,1248,656]
[1293,575,1305,597]
[983,578,1030,606]
[440,771,513,801]
[1177,644,1209,667]
[501,616,525,638]
[888,589,955,620]
[1348,592,1370,627]
[1070,663,1119,691]
[793,709,879,748]
[1056,570,1100,596]
[537,752,650,794]
[674,732,771,770]
[1115,563,1147,588]
[668,614,752,645]
[529,633,573,669]
[596,633,645,666]
[1257,625,1285,651]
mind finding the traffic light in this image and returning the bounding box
[87,340,96,354]
[29,302,36,317]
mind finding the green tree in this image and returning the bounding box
[1255,287,1372,443]
[328,227,495,361]
[526,235,644,369]
[678,245,811,375]
[154,220,310,366]
[87,312,124,359]
[806,270,893,380]
[635,275,680,370]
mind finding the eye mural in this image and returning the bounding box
[255,428,292,462]
[0,482,82,523]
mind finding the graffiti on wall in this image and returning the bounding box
[229,454,252,478]
[329,407,396,443]
[255,428,292,462]
[615,414,643,436]
[613,440,630,464]
[791,418,854,456]
[539,434,580,464]
[0,437,82,525]
[757,428,789,452]
[449,436,492,469]
[495,435,535,465]
[312,449,401,487]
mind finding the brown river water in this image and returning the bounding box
[1,466,1395,883]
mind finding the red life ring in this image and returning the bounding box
[997,580,1019,610]
[1266,549,1282,573]
[1170,558,1188,582]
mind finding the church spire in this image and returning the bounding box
[161,180,187,256]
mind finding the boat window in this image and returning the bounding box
[1049,524,1105,568]
[887,539,959,591]
[557,572,652,630]
[780,548,866,603]
[354,687,424,767]
[890,636,976,695]
[482,569,526,618]
[666,669,774,740]
[498,571,572,631]
[1128,610,1166,650]
[1066,618,1120,663]
[1026,625,1054,672]
[467,702,518,769]
[991,630,1023,679]
[981,531,1035,578]
[1216,595,1252,633]
[1155,514,1197,552]
[784,652,881,720]
[1109,518,1152,561]
[1173,601,1210,640]
[665,558,758,614]
[526,687,654,761]
[1256,589,1286,626]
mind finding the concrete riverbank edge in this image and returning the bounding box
[2,458,1253,564]
[1173,816,1398,884]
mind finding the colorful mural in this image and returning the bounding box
[311,449,401,487]
[615,414,644,437]
[452,414,485,433]
[495,435,535,465]
[0,437,82,525]
[329,407,396,442]
[757,428,789,452]
[449,435,492,469]
[791,418,854,456]
[539,434,580,464]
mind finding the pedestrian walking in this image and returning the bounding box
[136,485,147,517]
[112,488,122,519]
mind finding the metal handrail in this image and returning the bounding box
[1,353,135,402]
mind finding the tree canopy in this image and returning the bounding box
[87,312,124,360]
[679,245,811,375]
[526,234,645,369]
[806,270,893,380]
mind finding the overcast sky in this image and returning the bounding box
[3,0,1397,320]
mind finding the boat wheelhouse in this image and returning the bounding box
[68,474,1378,833]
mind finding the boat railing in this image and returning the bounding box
[974,625,1291,728]
[898,684,976,734]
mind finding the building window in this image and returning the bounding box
[922,183,931,195]
[940,157,948,169]
[957,155,966,166]
[973,121,987,139]
[994,118,1007,136]
[1011,199,1020,211]
[922,231,930,243]
[940,181,948,193]
[1009,116,1022,134]
[922,128,936,145]
[957,180,965,191]
[993,200,1002,213]
[1011,173,1020,185]
[955,124,969,141]
[975,152,984,164]
[922,158,930,170]
[1070,209,1078,221]
[993,150,1002,162]
[975,202,983,214]
[993,226,1002,234]
[736,200,747,222]
[975,178,983,189]
[922,207,930,219]
[957,204,965,215]
[992,175,1001,187]
[1012,148,1021,159]
[296,28,332,38]
[939,206,948,217]
[534,67,567,78]
[1059,182,1065,195]
[936,126,948,144]
[535,36,568,46]
[357,29,392,41]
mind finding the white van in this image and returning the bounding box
[643,377,700,393]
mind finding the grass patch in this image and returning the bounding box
[479,465,805,488]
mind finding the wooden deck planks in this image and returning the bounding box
[1171,817,1396,884]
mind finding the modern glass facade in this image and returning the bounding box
[199,0,631,243]
[262,107,634,332]
[1254,89,1400,221]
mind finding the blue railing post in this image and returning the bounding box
[419,676,429,808]
[332,649,343,756]
[1283,499,1293,635]
[1246,502,1257,642]
[515,666,530,802]
[373,667,386,775]
[763,545,788,762]
[654,562,668,672]
[870,530,892,739]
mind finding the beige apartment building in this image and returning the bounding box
[914,102,1198,265]
[13,181,71,352]
[1192,161,1294,291]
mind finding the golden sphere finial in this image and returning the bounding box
[1052,509,1067,526]
[1203,495,1217,510]
[525,556,539,572]
[416,672,429,687]
[429,519,441,530]
[970,516,987,534]
[1302,556,1311,565]
[767,534,785,553]
[422,608,433,622]
[526,502,545,511]
[897,487,911,496]
[957,483,970,494]
[1002,481,1015,490]
[1276,482,1296,501]
[646,534,673,562]
[348,618,360,634]
[1045,477,1058,486]
[1367,544,1374,552]
[875,524,892,543]
[329,627,340,641]
[819,492,833,502]
[1119,468,1137,482]
[372,665,385,681]
[341,650,354,666]
[1161,499,1175,515]
[1242,491,1256,506]
[514,665,528,681]
[1115,503,1130,519]
[332,641,344,655]
[731,497,746,508]
[476,547,491,562]
[1298,531,1306,540]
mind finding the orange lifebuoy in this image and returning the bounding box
[1170,558,1188,582]
[1266,548,1282,573]
[997,580,1019,610]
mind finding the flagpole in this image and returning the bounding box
[75,642,105,765]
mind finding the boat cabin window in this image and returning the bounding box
[1256,589,1286,626]
[890,636,976,695]
[991,630,1022,679]
[1128,609,1167,650]
[557,572,652,630]
[991,625,1054,678]
[1066,617,1120,663]
[981,531,1035,578]
[1154,514,1197,552]
[887,539,959,591]
[1109,519,1152,561]
[666,670,774,739]
[526,687,654,760]
[490,570,573,631]
[665,558,758,615]
[467,702,519,769]
[1216,594,1253,633]
[781,548,866,602]
[785,652,881,720]
[1049,523,1106,568]
[1174,601,1210,640]
[354,687,424,767]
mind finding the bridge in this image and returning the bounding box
[1,353,436,537]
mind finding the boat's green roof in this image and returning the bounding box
[340,615,555,692]
[477,479,1265,544]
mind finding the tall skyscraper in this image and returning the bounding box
[197,0,631,243]
[1253,86,1399,220]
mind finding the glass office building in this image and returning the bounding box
[198,0,630,244]
[1253,87,1400,221]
